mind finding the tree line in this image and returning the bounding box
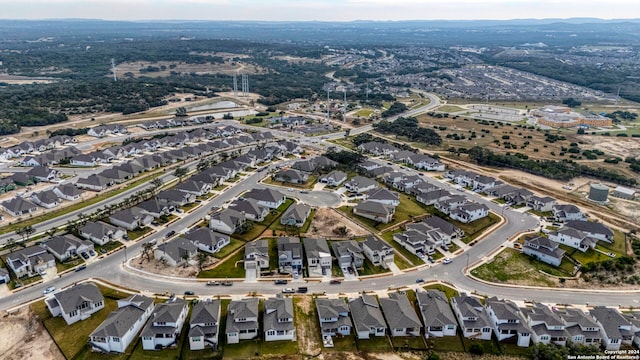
[372,116,442,147]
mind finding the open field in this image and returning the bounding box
[115,60,267,78]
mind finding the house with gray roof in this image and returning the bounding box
[555,308,602,347]
[353,200,395,224]
[137,198,174,218]
[226,298,260,344]
[472,175,499,193]
[521,302,568,346]
[157,189,195,207]
[589,306,634,350]
[523,236,565,267]
[76,174,114,192]
[264,295,296,341]
[245,239,269,272]
[304,238,332,276]
[273,169,308,184]
[316,298,352,337]
[110,207,154,231]
[552,204,585,222]
[155,237,197,267]
[416,189,452,206]
[31,189,61,209]
[89,294,155,353]
[365,188,400,207]
[485,297,532,347]
[141,298,189,350]
[54,183,83,201]
[361,237,394,268]
[2,197,38,217]
[175,180,211,197]
[417,290,457,339]
[46,282,104,325]
[344,176,378,193]
[209,208,245,234]
[26,166,59,182]
[451,293,493,340]
[357,141,398,157]
[6,245,56,278]
[548,227,599,253]
[184,228,230,254]
[380,292,422,337]
[332,240,365,270]
[43,234,94,262]
[229,198,268,221]
[243,188,286,209]
[277,237,303,274]
[393,228,436,256]
[319,170,348,187]
[565,220,614,243]
[189,300,221,350]
[450,203,490,224]
[80,221,126,246]
[349,293,386,339]
[0,267,9,284]
[528,196,557,213]
[280,203,311,228]
[408,154,445,171]
[292,156,337,173]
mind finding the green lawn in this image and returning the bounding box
[426,335,466,352]
[359,257,391,276]
[391,336,426,350]
[447,242,460,254]
[199,250,245,278]
[263,176,318,190]
[422,283,460,299]
[562,245,611,264]
[394,254,413,270]
[56,257,85,272]
[380,231,421,266]
[326,335,358,352]
[127,226,153,240]
[95,240,124,254]
[234,199,294,242]
[357,336,392,352]
[223,341,261,359]
[156,214,178,225]
[601,229,627,254]
[268,237,279,272]
[270,208,316,235]
[31,283,130,360]
[260,340,299,356]
[461,337,501,355]
[213,237,244,259]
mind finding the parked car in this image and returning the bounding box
[184,290,195,296]
[274,279,288,285]
[296,287,308,294]
[282,288,295,294]
[206,281,221,286]
[166,230,176,238]
[75,264,87,272]
[347,267,354,274]
[513,243,523,250]
[415,278,425,283]
[443,258,452,265]
[80,252,90,260]
[43,286,56,295]
[89,250,96,257]
[221,281,233,286]
[329,279,342,285]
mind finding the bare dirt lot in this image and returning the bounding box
[0,306,64,360]
[131,253,218,277]
[306,208,371,238]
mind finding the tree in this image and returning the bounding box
[16,225,35,242]
[197,252,208,272]
[181,253,190,268]
[562,98,581,108]
[344,128,351,138]
[175,107,188,117]
[174,166,188,182]
[141,242,154,263]
[65,220,79,236]
[151,177,164,191]
[197,159,210,172]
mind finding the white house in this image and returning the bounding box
[46,283,105,325]
[264,296,296,341]
[380,292,422,337]
[140,298,189,350]
[449,203,490,223]
[316,298,352,337]
[189,300,221,350]
[417,290,457,339]
[349,294,387,339]
[451,294,493,341]
[226,298,260,344]
[485,297,532,347]
[590,306,634,351]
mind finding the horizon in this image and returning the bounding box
[1,0,639,22]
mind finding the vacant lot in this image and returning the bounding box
[307,208,371,238]
[0,306,63,360]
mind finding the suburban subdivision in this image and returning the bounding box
[0,17,640,360]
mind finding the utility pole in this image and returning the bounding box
[326,88,331,120]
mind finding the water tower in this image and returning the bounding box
[588,183,609,204]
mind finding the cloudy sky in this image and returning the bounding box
[0,0,637,21]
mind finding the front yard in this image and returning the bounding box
[198,249,245,279]
[127,226,153,241]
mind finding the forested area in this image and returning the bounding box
[372,116,442,146]
[467,146,637,186]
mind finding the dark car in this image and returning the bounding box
[296,287,308,293]
[274,279,288,285]
[166,230,176,238]
[347,267,354,274]
[415,278,425,283]
[221,281,233,286]
[75,264,87,272]
[184,290,195,296]
[89,250,96,257]
[80,252,90,260]
[329,279,342,285]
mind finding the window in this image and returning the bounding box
[483,328,490,333]
[113,337,120,342]
[267,330,275,336]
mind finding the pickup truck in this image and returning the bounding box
[206,281,221,286]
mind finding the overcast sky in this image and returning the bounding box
[0,0,637,21]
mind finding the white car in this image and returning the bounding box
[443,258,452,265]
[43,286,56,295]
[282,288,295,294]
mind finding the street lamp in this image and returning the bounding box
[466,252,470,274]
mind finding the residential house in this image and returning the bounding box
[11,172,35,187]
[552,204,585,222]
[434,195,468,214]
[189,300,221,350]
[280,203,311,228]
[353,201,395,224]
[319,170,347,186]
[264,296,296,341]
[408,154,445,171]
[277,237,303,274]
[380,292,422,337]
[209,208,246,234]
[0,268,9,284]
[2,197,38,217]
[109,207,154,231]
[141,298,189,350]
[349,293,387,339]
[137,198,173,218]
[556,308,602,347]
[472,175,499,193]
[226,298,260,344]
[46,283,104,325]
[357,141,398,157]
[292,156,338,173]
[54,183,83,201]
[331,240,365,270]
[417,290,457,339]
[445,169,476,187]
[245,239,269,272]
[416,189,452,206]
[243,188,286,209]
[157,189,195,207]
[76,174,114,191]
[70,154,97,167]
[89,295,155,353]
[365,188,400,207]
[26,166,59,182]
[361,237,394,268]
[175,180,211,197]
[31,190,61,209]
[521,303,568,346]
[564,220,614,243]
[589,306,634,350]
[485,297,532,347]
[229,198,268,222]
[6,245,56,278]
[316,298,352,336]
[344,176,378,194]
[421,216,465,243]
[303,238,332,275]
[502,188,534,206]
[449,203,490,224]
[393,227,436,256]
[184,228,230,254]
[273,169,308,184]
[43,235,94,262]
[79,221,126,246]
[528,196,557,213]
[523,236,566,267]
[451,293,493,340]
[548,227,598,253]
[154,237,198,267]
[359,160,381,172]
